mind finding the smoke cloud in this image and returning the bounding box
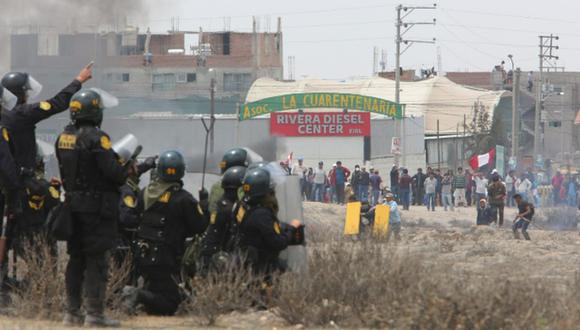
[1,0,148,30]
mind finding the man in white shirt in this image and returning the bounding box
[474,172,489,204]
[311,161,327,202]
[515,175,532,202]
[424,172,437,211]
[505,170,516,207]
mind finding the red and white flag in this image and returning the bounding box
[286,152,293,165]
[469,148,495,170]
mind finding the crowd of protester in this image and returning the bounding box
[284,157,580,211]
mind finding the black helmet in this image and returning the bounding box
[220,148,249,173]
[157,150,185,182]
[1,72,42,102]
[242,168,272,199]
[70,89,104,125]
[222,166,247,189]
[70,88,118,126]
[247,161,269,171]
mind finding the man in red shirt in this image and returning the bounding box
[398,168,412,210]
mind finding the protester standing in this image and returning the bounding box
[390,165,399,199]
[453,167,467,207]
[505,170,516,207]
[399,168,412,210]
[358,167,370,202]
[412,168,426,206]
[311,162,326,202]
[474,172,489,203]
[424,172,437,211]
[369,170,382,206]
[441,170,454,211]
[488,174,506,226]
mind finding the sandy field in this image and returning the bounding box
[0,202,578,329]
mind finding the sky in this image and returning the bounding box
[7,0,580,79]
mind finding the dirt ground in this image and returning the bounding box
[0,202,578,329]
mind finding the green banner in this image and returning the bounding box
[496,145,505,177]
[239,92,403,121]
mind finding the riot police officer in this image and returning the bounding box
[56,88,127,327]
[1,63,92,171]
[238,168,303,277]
[0,86,20,217]
[123,150,208,316]
[208,148,258,213]
[199,165,247,274]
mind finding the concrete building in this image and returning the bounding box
[447,70,580,165]
[8,18,283,115]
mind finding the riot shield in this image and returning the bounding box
[267,163,308,273]
[344,202,361,236]
[372,204,390,237]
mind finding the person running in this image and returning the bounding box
[512,194,534,240]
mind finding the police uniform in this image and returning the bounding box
[135,181,208,315]
[15,177,60,253]
[0,126,20,214]
[238,196,293,275]
[2,80,81,171]
[199,197,239,273]
[56,123,127,320]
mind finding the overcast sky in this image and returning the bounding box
[140,0,580,78]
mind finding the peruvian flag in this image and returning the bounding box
[469,148,495,170]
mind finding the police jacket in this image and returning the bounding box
[56,123,127,214]
[137,184,208,268]
[200,197,237,262]
[2,80,81,171]
[238,202,293,274]
[20,177,60,232]
[0,126,20,196]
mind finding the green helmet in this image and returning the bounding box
[69,89,104,125]
[221,166,247,189]
[219,148,249,173]
[242,168,272,199]
[157,150,185,182]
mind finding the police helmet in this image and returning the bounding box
[221,166,247,190]
[1,72,43,101]
[220,148,249,173]
[157,150,185,182]
[69,88,118,126]
[242,168,272,199]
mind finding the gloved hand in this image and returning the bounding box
[137,156,158,176]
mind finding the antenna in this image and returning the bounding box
[380,49,387,72]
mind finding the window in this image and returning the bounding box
[223,73,253,92]
[187,73,197,82]
[152,73,176,91]
[548,121,562,128]
[176,73,187,83]
[122,73,130,82]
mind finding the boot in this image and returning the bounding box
[121,285,140,315]
[522,231,531,241]
[62,311,84,327]
[83,314,121,328]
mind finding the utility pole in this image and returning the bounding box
[436,119,440,170]
[511,68,520,159]
[394,4,436,166]
[210,77,216,153]
[534,34,559,162]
